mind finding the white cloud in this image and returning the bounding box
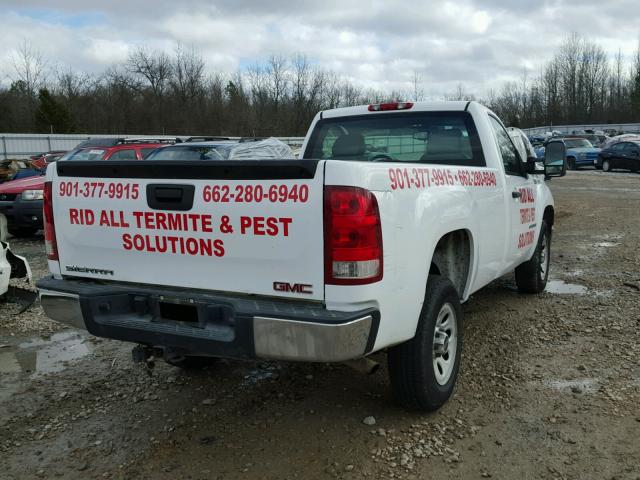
[1,0,639,97]
[83,39,131,65]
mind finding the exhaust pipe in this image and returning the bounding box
[343,357,380,375]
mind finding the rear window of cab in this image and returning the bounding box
[303,111,485,167]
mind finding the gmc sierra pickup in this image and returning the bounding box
[37,101,567,411]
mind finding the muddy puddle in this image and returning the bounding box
[545,279,588,294]
[545,378,599,394]
[0,330,92,378]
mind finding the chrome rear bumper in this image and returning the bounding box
[37,277,378,362]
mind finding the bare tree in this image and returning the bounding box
[171,44,206,102]
[411,70,424,101]
[10,40,47,95]
[446,83,475,101]
[126,47,172,97]
[267,55,289,114]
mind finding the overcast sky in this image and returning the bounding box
[1,0,639,97]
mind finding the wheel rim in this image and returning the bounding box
[539,230,550,279]
[603,160,609,171]
[432,303,457,385]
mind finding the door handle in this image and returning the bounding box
[512,190,522,199]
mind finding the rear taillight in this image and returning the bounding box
[43,181,58,261]
[324,186,383,285]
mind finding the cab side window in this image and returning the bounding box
[488,116,523,176]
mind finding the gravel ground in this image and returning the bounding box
[0,170,639,480]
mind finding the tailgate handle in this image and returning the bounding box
[147,184,195,211]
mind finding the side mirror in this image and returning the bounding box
[544,142,567,177]
[525,155,544,175]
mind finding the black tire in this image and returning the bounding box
[567,157,577,170]
[165,355,219,369]
[388,275,463,411]
[8,226,38,238]
[602,159,612,172]
[515,220,551,293]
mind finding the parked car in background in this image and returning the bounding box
[0,175,47,236]
[144,137,294,161]
[0,138,173,237]
[30,151,67,169]
[62,138,175,162]
[534,145,546,159]
[528,134,547,145]
[574,133,607,148]
[603,133,640,148]
[545,137,600,170]
[596,141,640,172]
[5,168,43,182]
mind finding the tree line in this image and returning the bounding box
[1,34,639,137]
[485,34,640,128]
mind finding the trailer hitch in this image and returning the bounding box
[132,344,160,377]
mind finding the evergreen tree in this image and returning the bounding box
[35,88,74,133]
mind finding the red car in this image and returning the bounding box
[63,138,173,161]
[0,138,173,236]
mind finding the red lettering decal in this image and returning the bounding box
[280,217,292,237]
[240,216,251,234]
[99,210,109,226]
[155,212,167,231]
[253,216,265,235]
[144,211,155,229]
[69,208,79,224]
[266,217,278,236]
[120,211,130,228]
[122,233,132,250]
[132,211,143,228]
[213,239,225,257]
[201,215,212,233]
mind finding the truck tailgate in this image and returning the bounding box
[51,160,325,301]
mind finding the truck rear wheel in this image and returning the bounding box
[388,275,463,411]
[515,220,550,293]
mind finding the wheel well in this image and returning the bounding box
[543,206,554,227]
[429,230,471,298]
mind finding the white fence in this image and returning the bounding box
[0,133,306,160]
[522,123,640,136]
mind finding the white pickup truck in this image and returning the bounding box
[37,101,567,411]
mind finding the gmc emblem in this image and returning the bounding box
[273,282,313,294]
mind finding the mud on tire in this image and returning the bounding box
[515,220,551,293]
[387,275,463,411]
